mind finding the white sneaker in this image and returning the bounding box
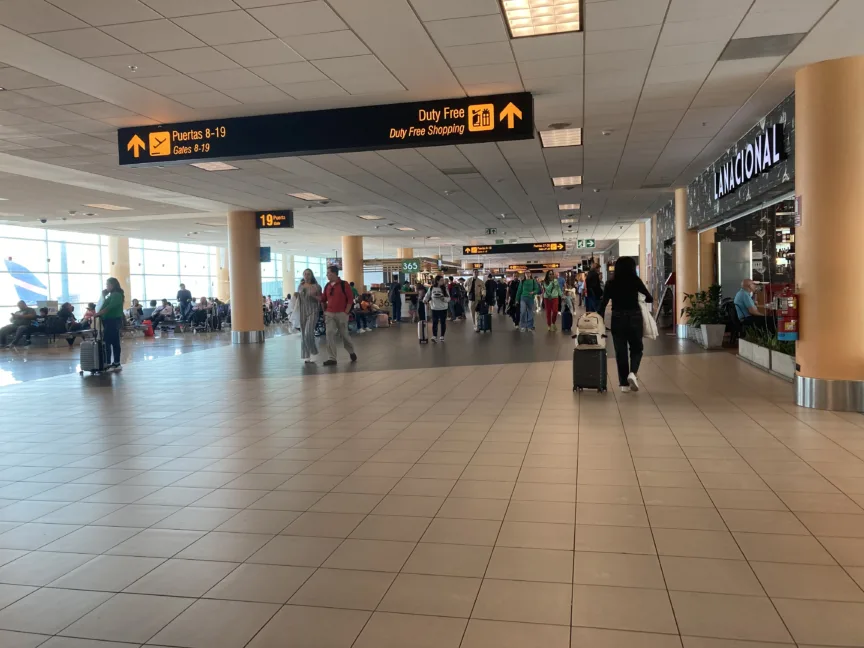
[438,336,444,342]
[627,372,639,392]
[621,386,631,393]
[520,327,526,332]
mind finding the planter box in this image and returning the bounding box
[738,339,770,370]
[701,324,726,350]
[770,351,796,381]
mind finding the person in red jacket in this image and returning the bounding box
[320,265,357,367]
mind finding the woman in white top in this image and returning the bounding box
[296,271,322,363]
[423,275,450,343]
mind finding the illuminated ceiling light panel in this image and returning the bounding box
[501,0,582,38]
[552,176,582,186]
[84,204,132,211]
[289,192,328,201]
[357,214,384,220]
[558,203,580,210]
[540,127,582,147]
[190,161,237,171]
[560,218,577,224]
[396,227,416,231]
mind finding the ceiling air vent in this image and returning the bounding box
[719,34,805,61]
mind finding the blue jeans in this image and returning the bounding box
[585,295,598,313]
[102,317,122,365]
[520,296,535,329]
[391,296,401,322]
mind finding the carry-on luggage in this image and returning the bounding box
[376,313,390,328]
[478,313,492,333]
[573,348,607,392]
[561,308,573,333]
[79,319,107,375]
[574,312,606,349]
[418,317,428,344]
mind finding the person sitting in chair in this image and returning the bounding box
[734,279,776,335]
[150,299,174,328]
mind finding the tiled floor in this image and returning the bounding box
[1,321,864,647]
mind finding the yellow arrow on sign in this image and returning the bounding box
[127,134,146,158]
[499,102,523,129]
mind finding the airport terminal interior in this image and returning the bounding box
[2,0,864,646]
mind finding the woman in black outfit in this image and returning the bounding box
[600,256,653,393]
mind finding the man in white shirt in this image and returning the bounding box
[464,269,486,332]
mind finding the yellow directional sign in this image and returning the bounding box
[467,104,494,132]
[127,134,145,158]
[499,102,523,129]
[462,241,566,255]
[148,131,171,156]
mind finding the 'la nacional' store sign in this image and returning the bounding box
[714,124,784,200]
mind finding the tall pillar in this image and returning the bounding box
[795,56,864,411]
[106,236,131,293]
[674,187,698,338]
[638,222,647,279]
[342,235,364,291]
[216,248,230,302]
[397,247,414,259]
[227,211,264,344]
[281,254,295,296]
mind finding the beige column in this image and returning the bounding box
[638,222,647,279]
[795,56,864,410]
[674,187,698,338]
[342,235,364,291]
[699,228,716,291]
[216,248,230,302]
[397,247,414,259]
[227,210,264,343]
[280,253,295,296]
[651,215,658,301]
[106,236,131,293]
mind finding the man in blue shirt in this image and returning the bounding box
[734,279,775,334]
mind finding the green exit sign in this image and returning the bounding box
[576,239,596,249]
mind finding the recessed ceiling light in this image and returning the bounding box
[500,0,582,38]
[396,227,416,231]
[560,218,577,224]
[552,176,582,187]
[558,203,580,210]
[84,203,132,211]
[541,128,582,148]
[190,161,237,171]
[357,214,384,220]
[289,192,328,201]
[428,236,441,239]
[0,197,7,201]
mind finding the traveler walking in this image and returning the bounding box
[388,279,402,324]
[496,279,507,314]
[484,274,497,312]
[424,275,450,342]
[447,277,461,320]
[585,263,603,313]
[465,269,486,332]
[94,277,125,370]
[600,256,653,393]
[507,276,521,327]
[576,273,585,307]
[516,271,540,332]
[542,270,563,331]
[297,271,321,364]
[321,265,357,366]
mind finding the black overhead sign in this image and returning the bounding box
[117,92,534,167]
[255,210,293,229]
[463,242,566,255]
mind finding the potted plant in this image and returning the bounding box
[680,285,726,349]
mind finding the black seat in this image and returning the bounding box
[721,298,742,344]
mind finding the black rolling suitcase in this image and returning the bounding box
[562,308,573,333]
[418,318,428,344]
[478,313,491,333]
[573,348,607,392]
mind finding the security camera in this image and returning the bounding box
[38,218,47,224]
[567,224,572,229]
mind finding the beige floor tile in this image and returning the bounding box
[246,605,370,648]
[247,535,341,567]
[150,599,280,648]
[214,509,300,534]
[187,489,269,509]
[308,492,383,514]
[778,491,863,514]
[288,568,394,610]
[637,471,702,489]
[496,521,574,550]
[774,598,864,646]
[505,500,575,524]
[125,558,237,596]
[0,588,111,634]
[331,475,400,494]
[281,512,365,538]
[322,538,416,572]
[697,474,769,491]
[403,543,491,577]
[680,638,787,648]
[819,536,864,567]
[248,491,325,511]
[437,498,509,520]
[640,487,712,508]
[647,506,727,531]
[578,470,639,487]
[733,532,836,565]
[349,515,431,541]
[0,630,47,648]
[486,546,572,583]
[578,485,643,505]
[512,483,576,503]
[0,523,80,550]
[450,480,514,500]
[571,584,677,634]
[391,478,456,497]
[176,531,271,562]
[353,611,466,648]
[0,551,95,586]
[278,474,345,491]
[661,556,763,595]
[379,573,480,617]
[574,525,656,555]
[576,503,649,527]
[572,552,664,589]
[653,529,744,560]
[421,518,501,546]
[797,512,864,538]
[41,526,140,554]
[706,489,786,511]
[0,584,35,610]
[719,509,809,535]
[571,627,684,647]
[106,528,205,558]
[461,619,570,648]
[750,561,864,601]
[474,578,572,625]
[670,591,792,643]
[61,592,194,644]
[152,507,240,531]
[372,495,444,517]
[49,554,164,592]
[204,563,313,603]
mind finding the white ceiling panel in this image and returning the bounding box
[518,56,582,80]
[152,47,241,73]
[423,15,508,48]
[16,85,101,105]
[169,90,239,108]
[284,31,369,60]
[409,0,499,22]
[442,42,514,68]
[659,17,742,46]
[586,0,669,31]
[173,11,274,45]
[84,53,178,78]
[140,0,242,18]
[102,19,206,52]
[134,74,210,94]
[735,0,834,39]
[277,79,347,99]
[645,60,714,85]
[247,1,347,37]
[665,0,753,23]
[0,68,54,89]
[215,40,303,67]
[0,0,87,34]
[650,41,726,68]
[190,69,270,91]
[46,0,161,26]
[511,32,583,61]
[33,27,137,58]
[454,62,521,86]
[585,25,661,54]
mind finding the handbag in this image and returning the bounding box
[639,294,658,340]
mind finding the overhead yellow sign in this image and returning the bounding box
[462,241,567,255]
